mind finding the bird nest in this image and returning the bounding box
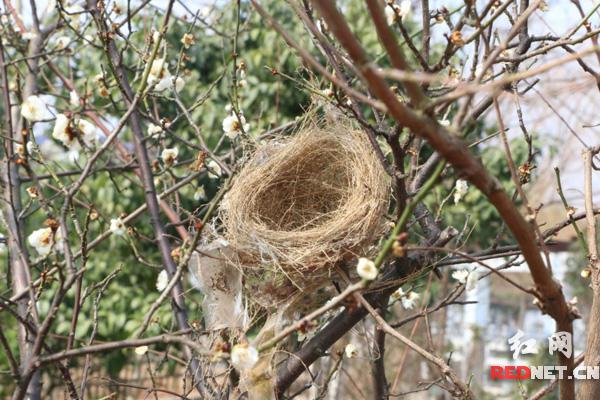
[220,119,390,304]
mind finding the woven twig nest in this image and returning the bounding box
[220,119,390,304]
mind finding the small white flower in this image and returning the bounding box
[385,1,411,25]
[77,119,97,145]
[466,270,479,292]
[453,179,468,204]
[21,95,49,122]
[26,186,38,198]
[63,4,84,30]
[147,58,181,93]
[225,103,233,113]
[53,115,97,147]
[452,269,469,284]
[26,141,34,153]
[207,159,222,179]
[391,287,405,301]
[156,270,169,292]
[581,269,591,279]
[147,123,163,137]
[148,58,169,88]
[230,344,259,371]
[399,0,411,17]
[344,343,358,358]
[356,257,378,280]
[174,76,185,92]
[55,36,70,49]
[21,31,38,41]
[161,147,179,165]
[222,114,249,139]
[153,76,172,92]
[15,143,25,156]
[438,119,450,127]
[238,79,247,89]
[401,291,420,310]
[152,29,160,43]
[180,33,195,49]
[134,345,148,355]
[69,90,80,106]
[52,114,71,145]
[28,227,62,256]
[193,186,206,201]
[109,218,126,236]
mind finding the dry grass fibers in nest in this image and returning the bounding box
[220,120,389,302]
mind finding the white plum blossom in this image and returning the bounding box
[206,159,222,179]
[28,227,62,256]
[230,344,259,371]
[193,186,206,201]
[453,179,468,204]
[161,147,178,165]
[147,58,184,93]
[156,270,169,292]
[21,95,49,122]
[222,113,249,139]
[26,186,38,198]
[391,287,405,301]
[344,343,358,358]
[15,144,25,156]
[147,123,163,137]
[466,270,479,292]
[401,291,420,310]
[21,31,38,41]
[356,257,378,280]
[109,218,126,236]
[63,4,85,30]
[581,268,591,279]
[452,269,469,284]
[77,119,98,144]
[148,58,170,90]
[134,346,149,355]
[180,33,195,49]
[152,29,160,43]
[385,1,411,25]
[438,119,450,127]
[55,36,70,49]
[52,114,70,144]
[69,90,80,106]
[52,114,97,147]
[174,76,185,92]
